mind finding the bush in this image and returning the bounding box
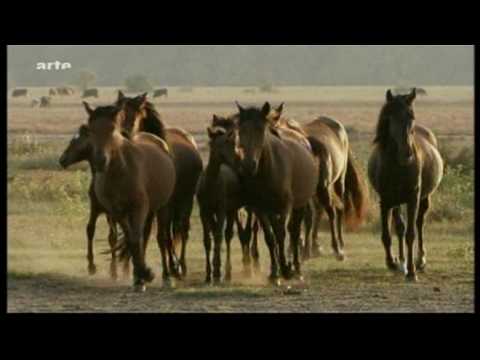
[125,74,153,93]
[259,83,276,93]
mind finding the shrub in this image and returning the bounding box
[125,74,153,93]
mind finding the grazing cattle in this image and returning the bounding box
[59,125,124,279]
[40,96,51,108]
[153,88,168,98]
[49,88,57,96]
[12,88,28,97]
[368,88,443,282]
[83,102,177,292]
[82,88,99,98]
[116,91,203,278]
[234,102,319,284]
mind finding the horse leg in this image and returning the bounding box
[301,200,313,261]
[288,207,305,279]
[143,212,155,261]
[380,202,397,271]
[251,216,261,273]
[392,207,406,273]
[224,211,235,283]
[200,209,213,284]
[255,212,280,285]
[405,195,420,282]
[236,210,252,277]
[270,212,292,280]
[321,188,343,261]
[212,210,225,284]
[311,197,325,257]
[416,197,430,272]
[334,180,346,255]
[86,207,98,275]
[179,209,191,278]
[156,207,174,287]
[106,215,118,280]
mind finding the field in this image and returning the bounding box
[7,86,475,313]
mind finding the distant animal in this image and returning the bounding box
[49,88,57,96]
[368,88,443,282]
[40,96,51,108]
[153,88,168,98]
[31,99,40,107]
[83,102,177,292]
[82,88,99,98]
[12,88,28,97]
[58,125,124,279]
[116,91,203,278]
[57,86,75,95]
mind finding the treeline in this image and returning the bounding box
[7,45,473,87]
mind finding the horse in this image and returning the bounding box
[59,125,126,279]
[116,91,203,277]
[83,102,177,292]
[154,88,168,98]
[12,88,27,97]
[49,88,57,96]
[40,96,51,108]
[300,115,370,261]
[196,119,249,283]
[31,99,40,108]
[234,102,319,284]
[368,88,443,282]
[82,88,99,99]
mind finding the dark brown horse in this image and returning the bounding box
[368,89,443,282]
[116,91,203,277]
[83,102,177,291]
[196,119,248,283]
[234,102,319,284]
[59,125,126,279]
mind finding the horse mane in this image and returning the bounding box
[141,101,167,141]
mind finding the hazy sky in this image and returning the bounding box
[7,45,474,87]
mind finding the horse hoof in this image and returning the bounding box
[405,273,418,283]
[163,278,176,289]
[397,261,407,274]
[134,284,146,293]
[387,259,399,272]
[268,276,282,287]
[416,259,427,272]
[213,277,222,286]
[294,273,304,282]
[143,268,155,283]
[88,264,97,275]
[335,252,345,262]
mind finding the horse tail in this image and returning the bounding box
[343,147,370,230]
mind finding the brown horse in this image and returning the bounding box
[116,91,203,277]
[268,103,369,261]
[83,102,177,291]
[196,119,247,283]
[368,88,443,282]
[234,102,319,284]
[301,115,369,261]
[59,125,126,279]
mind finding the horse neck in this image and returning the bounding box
[256,131,275,178]
[204,152,222,189]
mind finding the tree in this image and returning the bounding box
[74,69,97,91]
[125,74,153,93]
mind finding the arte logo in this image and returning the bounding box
[36,61,72,70]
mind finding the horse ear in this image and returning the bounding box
[406,88,417,105]
[276,102,284,115]
[261,102,271,118]
[386,90,394,103]
[137,93,148,109]
[207,127,214,139]
[82,101,93,116]
[212,115,219,125]
[117,90,125,103]
[235,101,244,114]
